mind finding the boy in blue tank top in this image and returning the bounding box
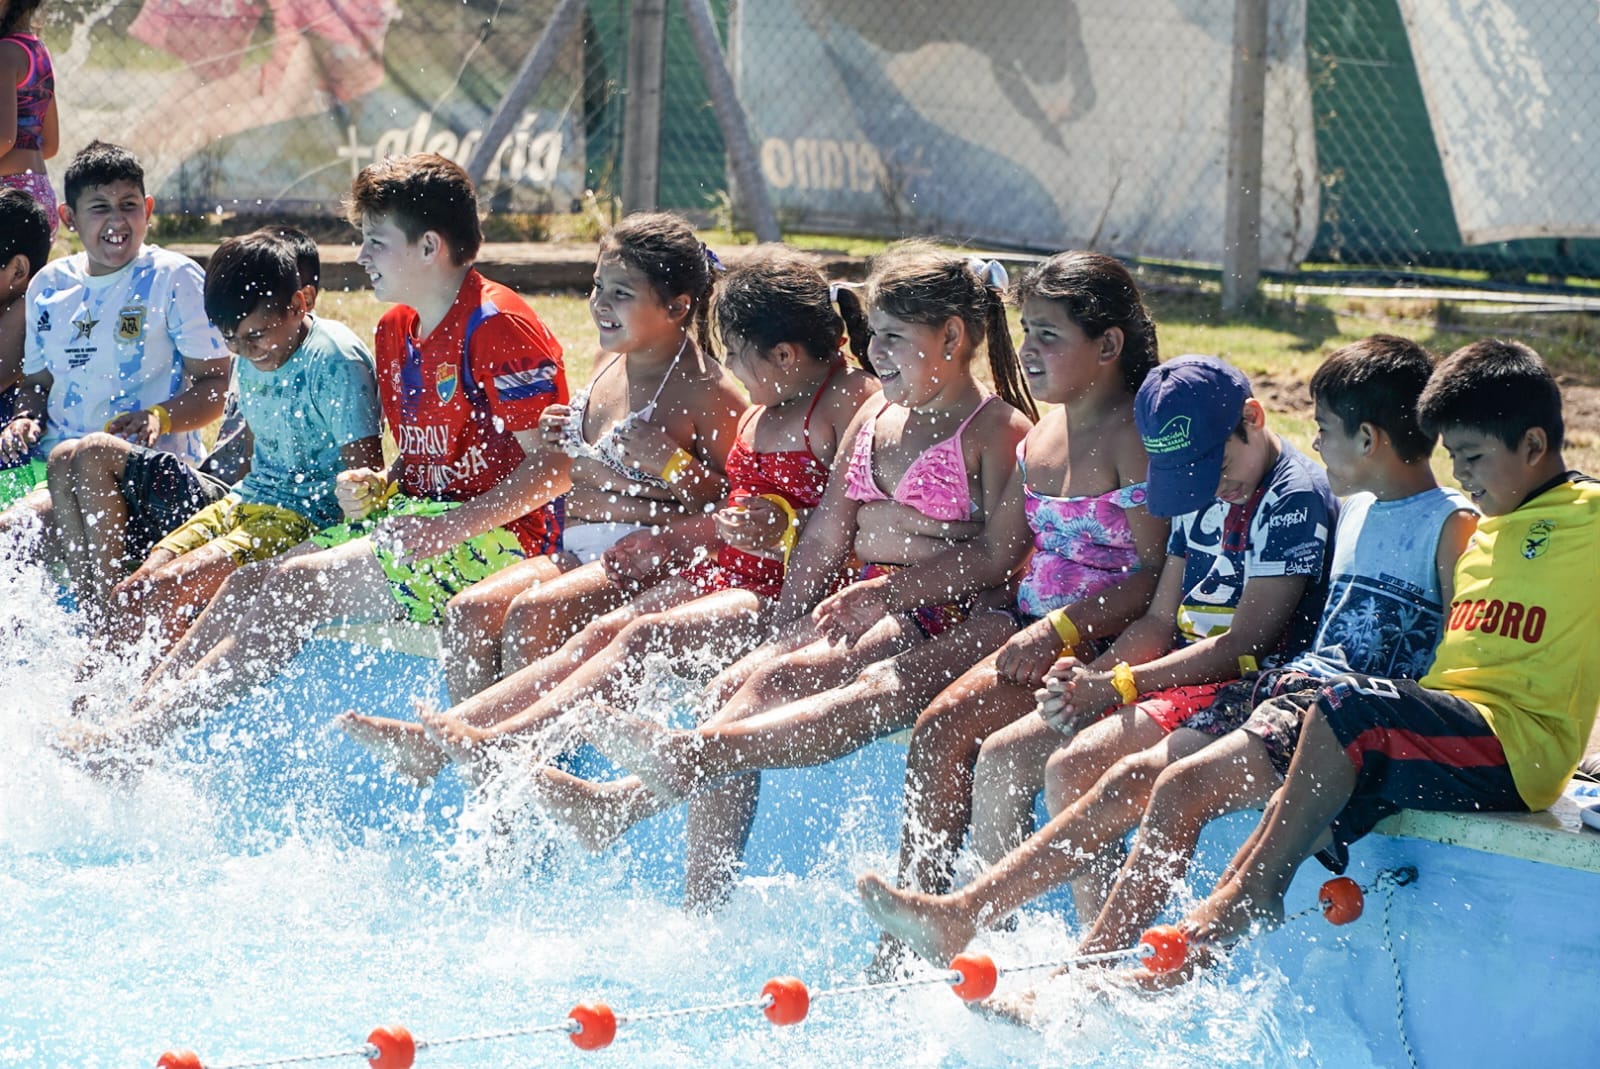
[857,337,1474,982]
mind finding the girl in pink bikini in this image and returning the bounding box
[561,242,1039,909]
[1,0,58,233]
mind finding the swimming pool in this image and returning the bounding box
[4,561,1597,1068]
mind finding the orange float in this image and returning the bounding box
[568,1002,618,1050]
[156,1052,203,1069]
[761,976,810,1026]
[1319,877,1365,925]
[1139,925,1190,973]
[947,953,998,1002]
[365,1025,415,1069]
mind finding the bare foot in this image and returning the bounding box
[335,712,447,785]
[419,707,502,767]
[1182,876,1284,949]
[973,989,1038,1028]
[855,871,979,966]
[586,713,701,802]
[529,766,636,852]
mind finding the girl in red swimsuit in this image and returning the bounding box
[338,246,879,786]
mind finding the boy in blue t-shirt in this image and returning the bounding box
[98,231,383,652]
[944,354,1335,919]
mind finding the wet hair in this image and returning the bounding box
[343,153,482,266]
[204,232,302,333]
[1310,334,1437,463]
[865,241,1037,420]
[1011,250,1159,394]
[0,188,51,282]
[1418,338,1564,451]
[0,0,44,38]
[713,245,872,372]
[601,211,719,357]
[247,224,320,291]
[64,140,145,209]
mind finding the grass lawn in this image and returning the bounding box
[315,275,1600,477]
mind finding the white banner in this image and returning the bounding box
[735,0,1321,269]
[1398,0,1600,245]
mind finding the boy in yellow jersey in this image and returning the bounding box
[1178,339,1600,958]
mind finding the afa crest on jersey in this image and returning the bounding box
[436,363,458,403]
[116,305,147,342]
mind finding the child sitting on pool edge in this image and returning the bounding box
[67,153,571,766]
[1177,339,1600,974]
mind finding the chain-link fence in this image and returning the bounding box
[33,1,1600,286]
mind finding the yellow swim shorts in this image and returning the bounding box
[311,494,526,624]
[154,493,319,565]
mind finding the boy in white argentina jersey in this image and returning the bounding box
[0,141,230,574]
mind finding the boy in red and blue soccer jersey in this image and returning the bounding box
[66,154,573,765]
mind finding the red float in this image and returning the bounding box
[761,976,810,1026]
[947,953,998,1002]
[365,1025,416,1069]
[568,1002,618,1050]
[156,1052,203,1069]
[1319,877,1365,925]
[1139,925,1190,974]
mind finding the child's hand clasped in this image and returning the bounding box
[714,495,787,554]
[539,404,576,451]
[995,618,1068,687]
[335,468,391,521]
[104,408,162,447]
[601,528,677,586]
[1034,659,1118,736]
[813,576,891,646]
[611,419,682,477]
[0,417,41,466]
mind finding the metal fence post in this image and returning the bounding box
[679,0,779,241]
[622,0,667,213]
[465,0,587,188]
[1222,0,1268,313]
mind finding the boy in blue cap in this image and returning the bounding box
[960,353,1335,916]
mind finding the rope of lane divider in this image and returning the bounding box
[157,866,1420,1069]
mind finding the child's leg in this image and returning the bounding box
[1077,730,1279,956]
[100,542,238,654]
[48,434,135,612]
[892,648,1035,895]
[676,614,1016,912]
[857,728,1213,964]
[109,539,398,747]
[500,560,633,675]
[439,555,570,702]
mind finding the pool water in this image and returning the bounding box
[3,560,1597,1067]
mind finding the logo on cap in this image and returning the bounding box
[1143,416,1193,455]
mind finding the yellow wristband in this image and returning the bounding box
[661,448,695,484]
[148,404,172,435]
[1046,609,1080,653]
[757,492,800,565]
[1110,661,1138,705]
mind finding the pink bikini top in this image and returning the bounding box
[845,395,995,522]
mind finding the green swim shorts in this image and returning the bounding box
[0,457,47,509]
[312,494,527,624]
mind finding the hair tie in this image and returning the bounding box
[701,243,726,274]
[966,257,1009,291]
[829,280,864,303]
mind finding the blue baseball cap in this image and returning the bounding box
[1135,354,1253,517]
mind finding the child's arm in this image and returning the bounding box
[40,91,57,160]
[104,355,230,444]
[0,368,49,465]
[767,404,875,627]
[340,435,385,473]
[1434,508,1477,607]
[375,430,572,561]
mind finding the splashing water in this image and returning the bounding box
[1,558,1392,1069]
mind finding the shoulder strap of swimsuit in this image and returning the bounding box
[800,359,843,454]
[952,393,997,441]
[636,334,689,422]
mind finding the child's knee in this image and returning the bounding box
[69,432,130,477]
